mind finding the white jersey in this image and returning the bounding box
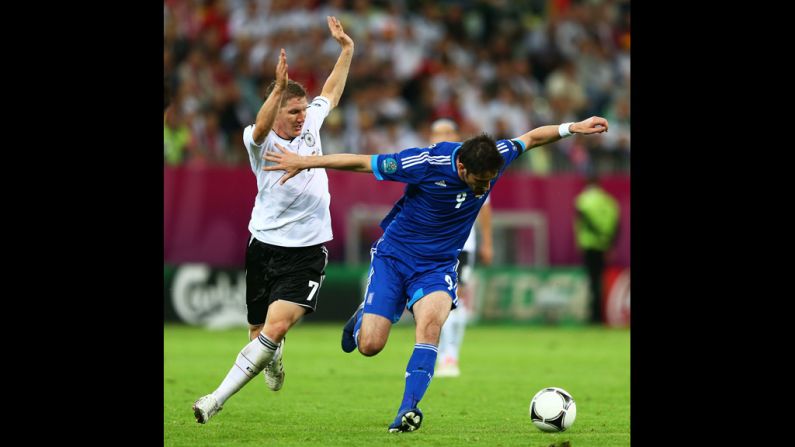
[462,195,489,254]
[243,96,332,247]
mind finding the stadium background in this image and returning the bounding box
[164,1,630,444]
[164,0,630,328]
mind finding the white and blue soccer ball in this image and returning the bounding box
[529,387,577,432]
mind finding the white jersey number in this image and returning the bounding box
[307,280,320,301]
[455,192,467,209]
[445,274,455,290]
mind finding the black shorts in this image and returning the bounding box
[456,250,474,286]
[245,237,328,325]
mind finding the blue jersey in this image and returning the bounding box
[370,139,526,261]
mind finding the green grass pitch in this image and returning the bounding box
[165,324,629,446]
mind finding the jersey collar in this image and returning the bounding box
[451,144,462,175]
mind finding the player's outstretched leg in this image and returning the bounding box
[192,333,279,423]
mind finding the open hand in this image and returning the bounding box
[275,48,288,91]
[263,143,305,185]
[327,16,353,49]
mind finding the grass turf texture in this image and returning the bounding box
[165,324,629,446]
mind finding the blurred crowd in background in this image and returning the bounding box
[164,0,630,175]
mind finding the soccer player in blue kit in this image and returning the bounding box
[263,116,608,432]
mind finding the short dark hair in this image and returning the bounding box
[264,80,307,106]
[458,133,504,175]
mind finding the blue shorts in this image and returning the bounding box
[362,238,459,324]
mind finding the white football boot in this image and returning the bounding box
[263,339,285,391]
[192,394,222,424]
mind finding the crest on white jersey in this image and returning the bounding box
[302,131,316,147]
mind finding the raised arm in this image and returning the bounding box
[320,16,354,109]
[515,116,609,152]
[252,49,288,144]
[264,143,371,184]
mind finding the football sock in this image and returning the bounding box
[213,334,278,405]
[352,307,364,349]
[399,343,438,411]
[438,307,466,363]
[449,305,467,360]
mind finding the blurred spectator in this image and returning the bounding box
[384,118,424,151]
[576,36,615,117]
[601,92,630,171]
[193,111,229,164]
[164,0,630,175]
[319,108,346,154]
[546,58,587,118]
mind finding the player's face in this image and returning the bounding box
[461,168,498,197]
[274,96,308,138]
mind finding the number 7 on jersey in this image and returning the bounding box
[307,280,319,301]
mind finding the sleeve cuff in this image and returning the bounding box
[371,155,383,180]
[314,96,331,106]
[511,139,526,153]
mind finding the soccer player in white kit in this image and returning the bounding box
[193,16,354,424]
[427,119,493,378]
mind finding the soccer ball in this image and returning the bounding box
[529,387,577,432]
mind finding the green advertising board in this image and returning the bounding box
[471,267,588,325]
[164,264,588,326]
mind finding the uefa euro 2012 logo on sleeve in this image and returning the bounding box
[382,157,397,174]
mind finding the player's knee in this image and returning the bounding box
[358,344,383,356]
[358,337,385,356]
[417,321,443,341]
[264,320,291,340]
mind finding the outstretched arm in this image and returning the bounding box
[515,116,609,152]
[264,143,371,184]
[252,49,288,144]
[320,16,354,109]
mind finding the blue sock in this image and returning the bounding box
[399,343,438,412]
